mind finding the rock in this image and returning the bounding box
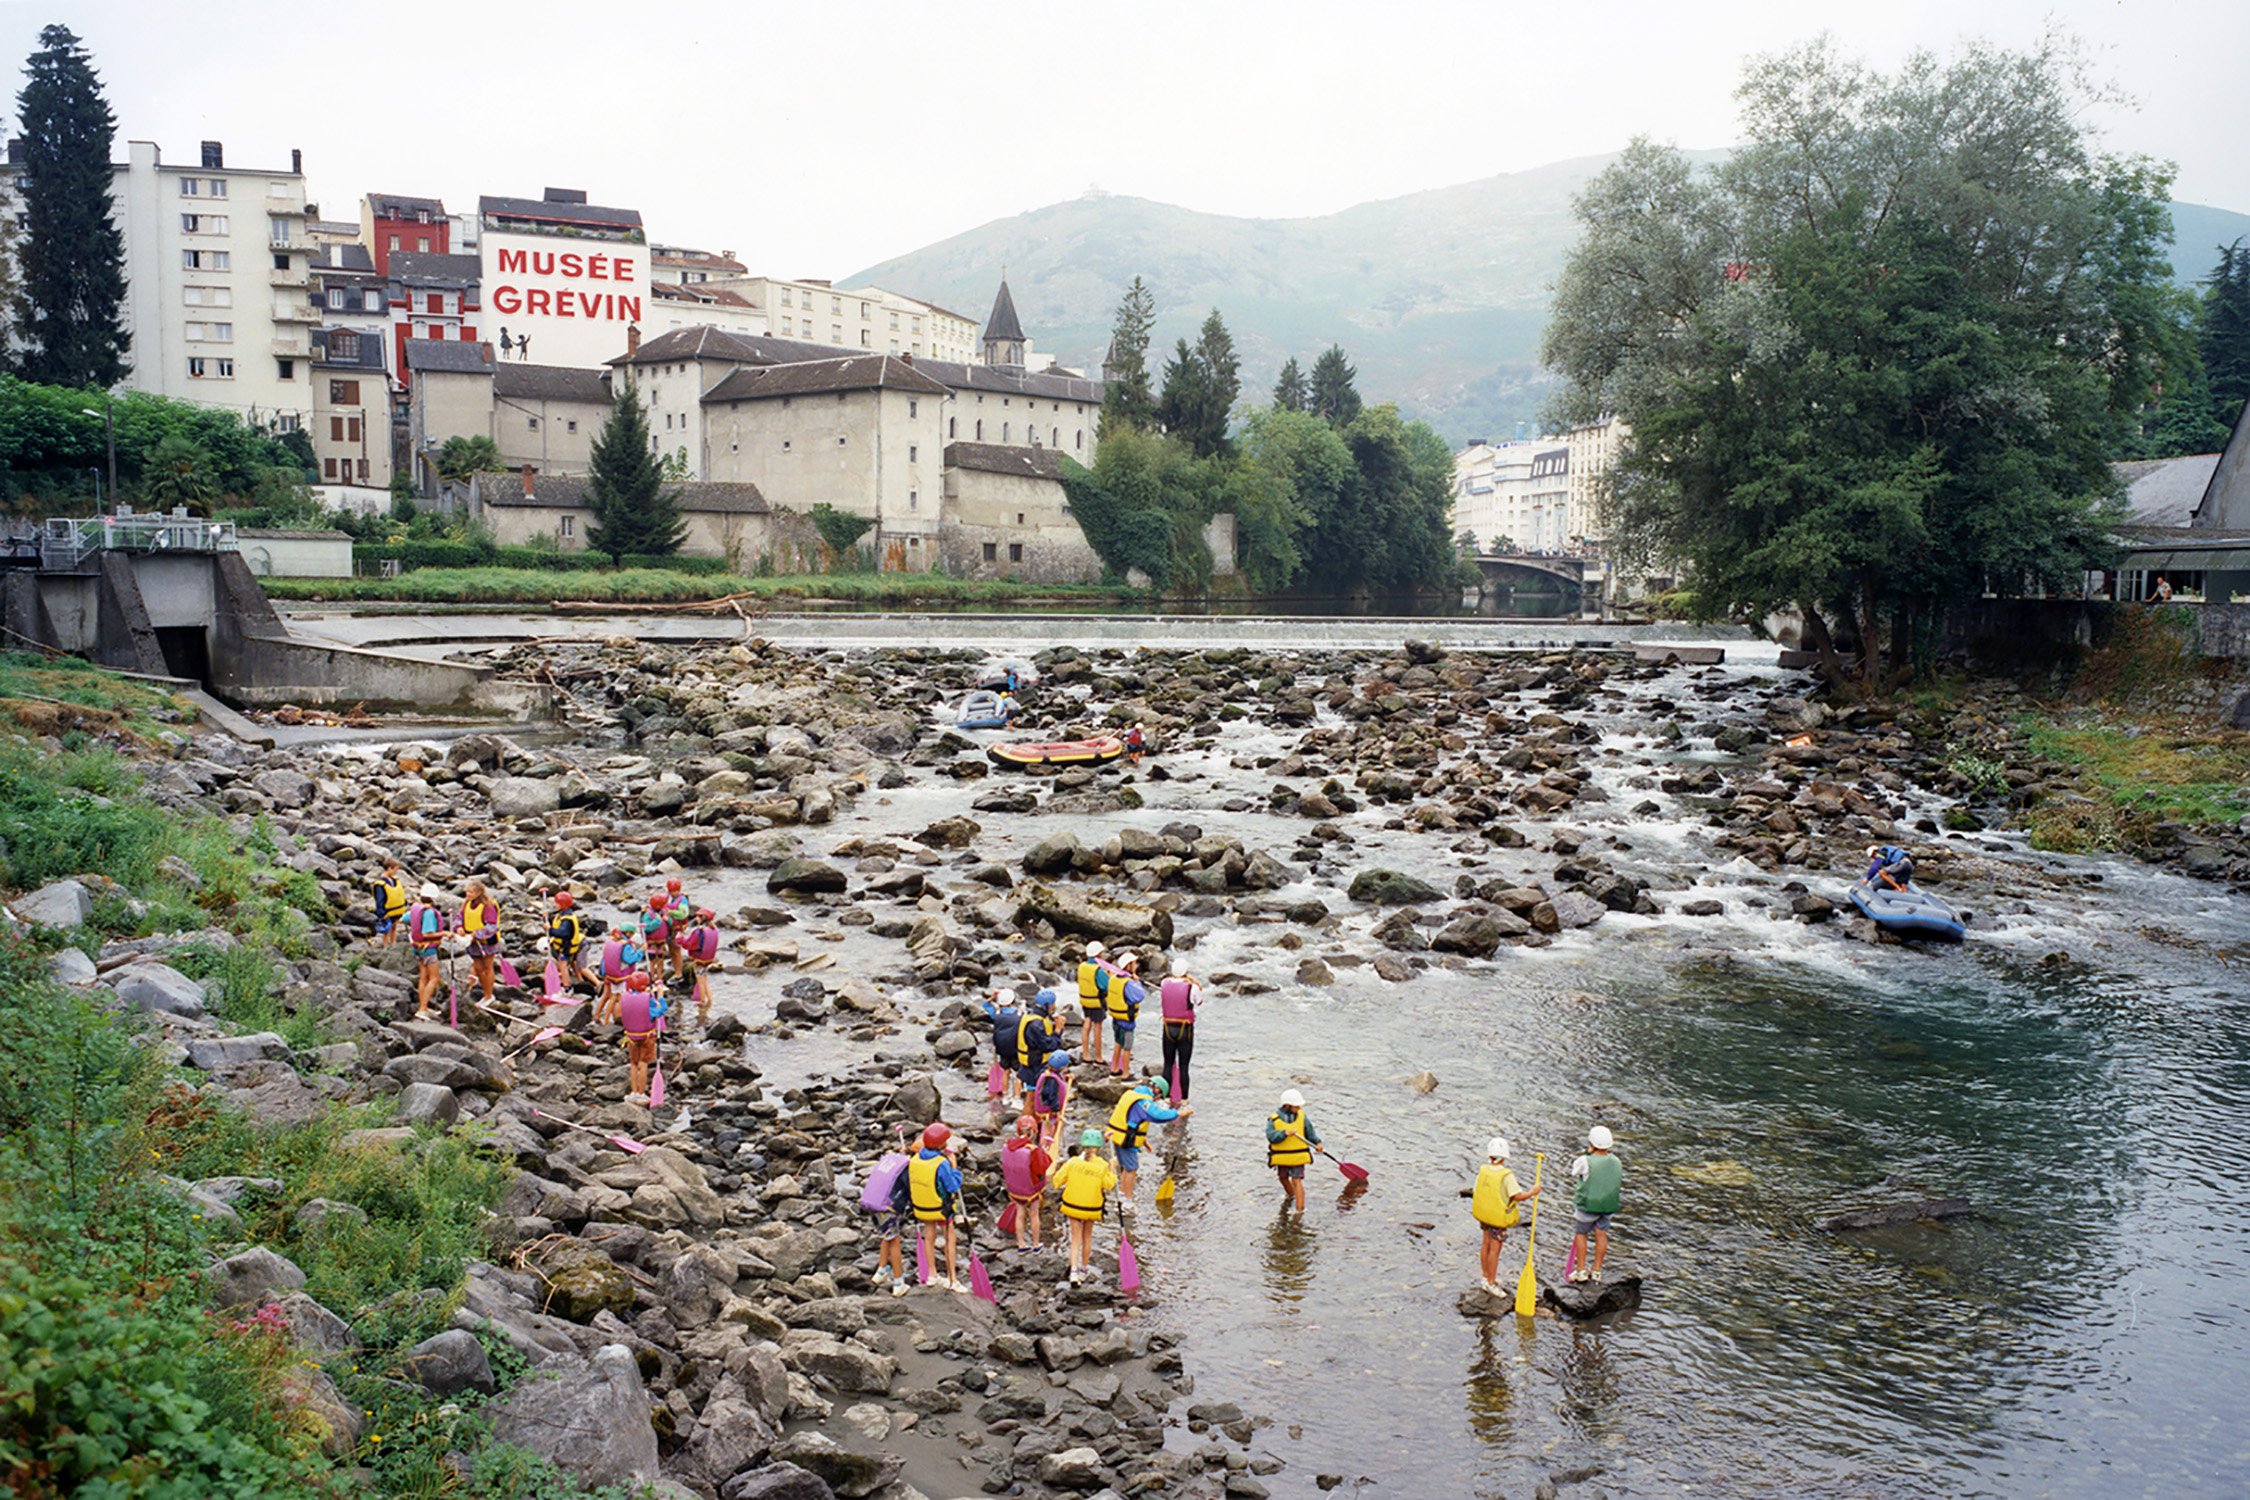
[1791,893,1837,923]
[1678,898,1725,917]
[1541,1274,1642,1320]
[1021,831,1085,875]
[205,1246,306,1310]
[186,1032,292,1071]
[1818,1198,1972,1232]
[1405,1070,1439,1094]
[1347,869,1441,905]
[395,1082,461,1126]
[768,858,848,895]
[783,1335,896,1393]
[1430,910,1526,957]
[658,1244,739,1329]
[487,776,563,818]
[1546,891,1606,930]
[769,1432,902,1498]
[889,1075,940,1123]
[112,963,207,1018]
[403,1328,498,1395]
[12,878,93,928]
[683,1374,779,1490]
[1295,958,1334,986]
[720,1462,838,1500]
[1038,1445,1110,1490]
[48,946,97,985]
[1014,881,1174,944]
[537,1244,638,1322]
[273,1292,355,1355]
[294,1198,369,1237]
[916,816,981,849]
[486,1343,661,1490]
[253,769,316,809]
[282,1365,361,1458]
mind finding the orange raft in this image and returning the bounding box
[986,735,1128,771]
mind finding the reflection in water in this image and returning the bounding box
[1336,1179,1370,1213]
[1557,1328,1624,1439]
[1262,1207,1318,1312]
[1464,1316,1536,1446]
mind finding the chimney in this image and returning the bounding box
[480,341,494,365]
[521,464,536,498]
[900,351,914,366]
[626,324,641,358]
[200,140,223,169]
[291,147,302,175]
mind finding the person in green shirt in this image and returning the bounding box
[1569,1125,1623,1283]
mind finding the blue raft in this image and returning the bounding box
[1849,880,1967,942]
[956,690,1016,730]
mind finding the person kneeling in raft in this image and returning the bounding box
[1050,1128,1120,1285]
[908,1123,969,1292]
[1471,1137,1535,1294]
[1106,1074,1189,1212]
[1267,1089,1321,1213]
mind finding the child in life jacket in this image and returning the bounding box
[460,880,502,1007]
[1075,941,1112,1066]
[618,970,668,1104]
[1049,1128,1119,1285]
[679,907,721,1025]
[1000,1112,1054,1250]
[1029,1049,1072,1155]
[595,929,645,1026]
[371,859,408,949]
[638,893,673,984]
[906,1123,966,1292]
[406,883,450,1019]
[1106,952,1145,1077]
[662,878,693,983]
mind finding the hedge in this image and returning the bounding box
[355,542,729,575]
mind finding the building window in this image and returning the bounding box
[860,330,870,347]
[417,236,430,252]
[185,322,207,342]
[566,420,577,434]
[1075,429,1083,449]
[982,543,997,562]
[1009,543,1023,563]
[329,416,345,441]
[362,290,380,312]
[269,217,293,245]
[909,490,918,510]
[276,414,299,433]
[357,458,370,481]
[323,458,338,479]
[949,417,957,438]
[330,379,360,403]
[215,359,234,377]
[780,288,792,307]
[831,325,841,342]
[908,399,917,418]
[837,436,847,447]
[527,417,539,430]
[908,445,917,462]
[346,416,362,442]
[975,421,982,440]
[559,515,574,538]
[1016,512,1026,525]
[331,331,359,359]
[1002,423,1010,442]
[781,439,791,452]
[276,358,294,379]
[181,177,201,196]
[831,296,842,314]
[188,357,208,378]
[211,322,232,342]
[388,234,400,250]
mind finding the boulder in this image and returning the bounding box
[273,1292,355,1355]
[916,816,981,849]
[888,1075,940,1123]
[488,777,563,818]
[1541,1273,1642,1320]
[186,1032,293,1071]
[535,1243,638,1322]
[48,946,98,985]
[1037,1445,1110,1490]
[1546,891,1606,930]
[1430,910,1527,958]
[720,1463,838,1500]
[1347,869,1441,906]
[1818,1198,1971,1232]
[11,878,93,929]
[294,1197,369,1237]
[768,1432,901,1499]
[205,1246,307,1310]
[112,963,207,1018]
[486,1343,661,1489]
[395,1082,461,1126]
[596,1145,727,1230]
[682,1374,780,1491]
[253,769,316,809]
[782,1334,896,1393]
[1021,832,1083,875]
[282,1365,361,1458]
[1014,882,1173,945]
[403,1328,498,1395]
[767,858,848,895]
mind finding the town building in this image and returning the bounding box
[404,340,613,489]
[728,276,981,364]
[99,139,318,432]
[648,281,770,338]
[1452,422,1621,556]
[1565,417,1625,552]
[940,443,1101,581]
[309,324,391,508]
[465,470,776,565]
[385,251,480,391]
[362,192,447,275]
[478,188,649,370]
[305,215,361,251]
[312,241,388,344]
[652,244,747,285]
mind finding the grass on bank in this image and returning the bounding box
[2021,711,2250,852]
[0,649,194,741]
[263,565,1141,607]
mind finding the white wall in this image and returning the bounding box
[481,230,649,369]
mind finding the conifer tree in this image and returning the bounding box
[585,381,686,564]
[1101,277,1157,432]
[2201,239,2250,433]
[13,25,128,386]
[1309,345,1363,428]
[1191,309,1241,455]
[1155,338,1206,447]
[1273,356,1308,412]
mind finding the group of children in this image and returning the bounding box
[1469,1126,1626,1292]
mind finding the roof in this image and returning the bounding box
[389,251,480,285]
[313,328,387,370]
[703,355,949,404]
[479,193,642,233]
[2113,453,2222,528]
[308,219,361,239]
[914,356,1103,404]
[652,245,748,274]
[612,324,848,368]
[652,282,755,309]
[983,280,1025,345]
[368,192,445,218]
[493,363,612,404]
[238,528,351,541]
[944,442,1064,480]
[477,474,768,515]
[316,242,376,273]
[2195,398,2250,532]
[405,339,493,375]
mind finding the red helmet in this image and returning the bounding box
[1015,1113,1038,1137]
[921,1123,951,1152]
[694,907,716,922]
[648,893,667,910]
[626,971,651,991]
[666,878,683,893]
[552,891,575,909]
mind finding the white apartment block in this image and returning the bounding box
[731,277,982,365]
[111,140,317,430]
[1565,417,1624,550]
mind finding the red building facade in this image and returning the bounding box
[364,192,448,276]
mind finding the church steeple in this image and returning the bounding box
[983,278,1026,367]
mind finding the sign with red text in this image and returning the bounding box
[480,232,650,369]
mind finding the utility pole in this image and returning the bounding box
[80,395,117,511]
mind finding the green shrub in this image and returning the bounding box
[0,744,169,890]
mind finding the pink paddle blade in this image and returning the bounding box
[1169,1062,1180,1099]
[917,1233,934,1285]
[1565,1238,1581,1277]
[498,957,523,989]
[543,960,562,999]
[607,1133,647,1154]
[447,980,458,1028]
[986,1060,1006,1096]
[1338,1160,1370,1183]
[504,1025,565,1060]
[1117,1233,1141,1295]
[969,1254,996,1302]
[649,1060,667,1109]
[997,1201,1019,1237]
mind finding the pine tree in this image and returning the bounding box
[1101,276,1157,432]
[2200,240,2250,434]
[13,25,128,386]
[585,381,686,564]
[1190,309,1240,457]
[1155,338,1206,448]
[1309,345,1363,428]
[1273,357,1308,412]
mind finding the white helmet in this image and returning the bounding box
[1488,1137,1509,1160]
[1865,845,1880,859]
[1085,941,1105,958]
[420,883,441,901]
[1279,1089,1305,1109]
[1588,1125,1614,1149]
[1168,957,1187,976]
[994,987,1017,1008]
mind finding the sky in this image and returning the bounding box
[6,0,2247,276]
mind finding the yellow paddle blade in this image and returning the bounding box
[1514,1253,1538,1317]
[1155,1176,1176,1203]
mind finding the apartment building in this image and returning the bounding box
[107,139,317,430]
[1565,417,1625,552]
[362,192,447,274]
[733,276,981,365]
[649,281,770,338]
[652,244,747,285]
[386,251,480,391]
[310,323,391,504]
[404,339,613,488]
[313,241,388,343]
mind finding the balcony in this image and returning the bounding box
[272,337,311,360]
[269,265,310,289]
[272,301,319,324]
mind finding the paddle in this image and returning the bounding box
[530,1107,646,1154]
[649,1056,668,1109]
[969,1251,996,1303]
[498,956,524,990]
[502,1025,566,1060]
[986,1060,1006,1097]
[1514,1153,1545,1317]
[446,957,459,1029]
[543,959,563,1000]
[1316,1144,1369,1183]
[1155,1176,1176,1204]
[917,1232,934,1286]
[1117,1232,1141,1295]
[997,1200,1020,1237]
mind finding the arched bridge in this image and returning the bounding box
[1472,553,1592,588]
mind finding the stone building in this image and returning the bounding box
[405,341,613,489]
[939,443,1103,582]
[464,471,775,565]
[310,324,391,506]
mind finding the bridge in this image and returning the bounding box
[1469,553,1606,618]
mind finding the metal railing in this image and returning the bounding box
[40,515,239,568]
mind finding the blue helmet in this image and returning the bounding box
[1033,988,1057,1013]
[1045,1050,1072,1070]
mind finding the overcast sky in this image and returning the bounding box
[7,0,2245,275]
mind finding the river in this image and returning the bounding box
[328,625,2250,1496]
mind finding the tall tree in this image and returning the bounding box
[584,381,686,563]
[0,111,16,360]
[1309,345,1362,428]
[2201,240,2250,434]
[1100,276,1157,432]
[13,26,128,387]
[1191,309,1240,455]
[1156,338,1208,451]
[1272,357,1308,412]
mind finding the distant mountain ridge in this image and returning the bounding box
[849,152,2250,445]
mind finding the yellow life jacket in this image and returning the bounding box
[1472,1164,1521,1228]
[462,898,495,935]
[907,1153,949,1223]
[1267,1111,1313,1168]
[547,911,583,958]
[1105,973,1138,1021]
[1055,1156,1109,1220]
[376,876,407,920]
[1107,1087,1154,1149]
[1014,1014,1039,1068]
[1076,960,1101,1001]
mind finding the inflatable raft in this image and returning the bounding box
[1848,880,1967,942]
[956,690,1015,730]
[987,735,1127,770]
[975,657,1040,690]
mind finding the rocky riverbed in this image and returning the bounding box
[40,635,2250,1500]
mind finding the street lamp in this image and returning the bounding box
[87,466,102,508]
[79,398,117,513]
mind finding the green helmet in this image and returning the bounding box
[1143,1077,1169,1098]
[1078,1128,1103,1149]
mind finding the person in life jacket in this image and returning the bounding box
[1569,1125,1624,1284]
[907,1123,966,1292]
[1864,844,1915,891]
[866,1141,915,1298]
[982,987,1027,1105]
[459,881,503,1007]
[1157,958,1203,1102]
[638,893,675,984]
[1266,1089,1322,1213]
[679,907,721,1024]
[1029,1050,1072,1154]
[1049,1127,1119,1284]
[662,878,693,983]
[1105,953,1147,1078]
[371,858,408,948]
[1471,1137,1535,1294]
[1123,723,1147,764]
[1105,1074,1189,1212]
[407,883,450,1019]
[1001,1113,1054,1250]
[547,892,597,991]
[1075,941,1111,1066]
[618,970,668,1103]
[595,930,645,1026]
[1015,991,1060,1093]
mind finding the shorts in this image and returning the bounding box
[414,946,442,964]
[1114,1146,1141,1173]
[375,917,398,935]
[1574,1211,1615,1234]
[468,932,499,957]
[1111,1020,1136,1047]
[624,1032,658,1065]
[873,1210,902,1241]
[1276,1164,1306,1182]
[1481,1222,1515,1243]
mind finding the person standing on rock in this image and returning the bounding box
[1471,1138,1534,1294]
[662,878,693,985]
[1030,1049,1072,1153]
[1266,1090,1321,1213]
[907,1123,967,1291]
[1106,953,1146,1078]
[1157,959,1202,1101]
[1076,942,1112,1065]
[595,927,643,1025]
[1017,991,1061,1098]
[547,892,596,993]
[983,987,1029,1106]
[1569,1126,1623,1283]
[680,907,721,1025]
[459,881,503,1008]
[371,858,408,949]
[1106,1074,1188,1212]
[1002,1113,1053,1250]
[619,970,667,1104]
[639,893,675,986]
[1051,1128,1119,1284]
[407,883,450,1019]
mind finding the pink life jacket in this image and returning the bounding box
[600,938,631,980]
[1002,1139,1039,1198]
[1160,977,1196,1023]
[860,1151,911,1213]
[406,902,450,944]
[682,926,719,964]
[621,989,656,1035]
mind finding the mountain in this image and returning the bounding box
[849,153,2250,446]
